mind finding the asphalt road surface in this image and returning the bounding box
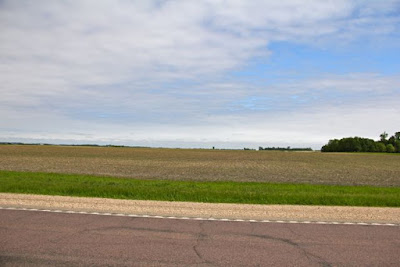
[1,209,399,266]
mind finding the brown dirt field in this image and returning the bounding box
[0,145,399,186]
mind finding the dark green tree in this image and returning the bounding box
[375,142,386,152]
[321,131,399,153]
[386,144,395,153]
[395,141,400,153]
[388,136,396,146]
[380,131,388,144]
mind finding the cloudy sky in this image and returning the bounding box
[1,0,399,149]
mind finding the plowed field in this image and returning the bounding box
[1,145,399,186]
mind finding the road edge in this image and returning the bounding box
[1,193,399,225]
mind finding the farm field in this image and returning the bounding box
[1,145,399,187]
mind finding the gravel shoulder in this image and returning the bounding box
[1,193,399,224]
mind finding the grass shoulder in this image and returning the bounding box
[0,170,399,207]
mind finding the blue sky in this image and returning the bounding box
[1,0,400,149]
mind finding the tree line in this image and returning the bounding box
[258,146,312,151]
[321,131,400,153]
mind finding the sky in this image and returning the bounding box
[1,0,400,149]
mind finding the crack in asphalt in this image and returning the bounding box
[283,224,333,266]
[192,221,214,265]
[245,232,333,266]
[47,216,100,244]
[0,254,76,266]
[87,222,334,266]
[80,225,178,234]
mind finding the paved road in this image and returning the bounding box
[1,210,399,266]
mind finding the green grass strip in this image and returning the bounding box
[1,170,399,207]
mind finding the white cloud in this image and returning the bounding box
[1,0,398,89]
[1,72,399,149]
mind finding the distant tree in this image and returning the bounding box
[259,146,312,151]
[324,139,339,152]
[375,142,386,152]
[367,140,377,152]
[386,144,395,153]
[321,131,400,153]
[389,132,400,153]
[395,141,400,153]
[380,131,388,144]
[388,136,396,146]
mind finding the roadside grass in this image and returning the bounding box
[1,170,399,207]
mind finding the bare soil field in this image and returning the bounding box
[0,145,399,186]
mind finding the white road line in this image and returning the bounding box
[0,206,398,227]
